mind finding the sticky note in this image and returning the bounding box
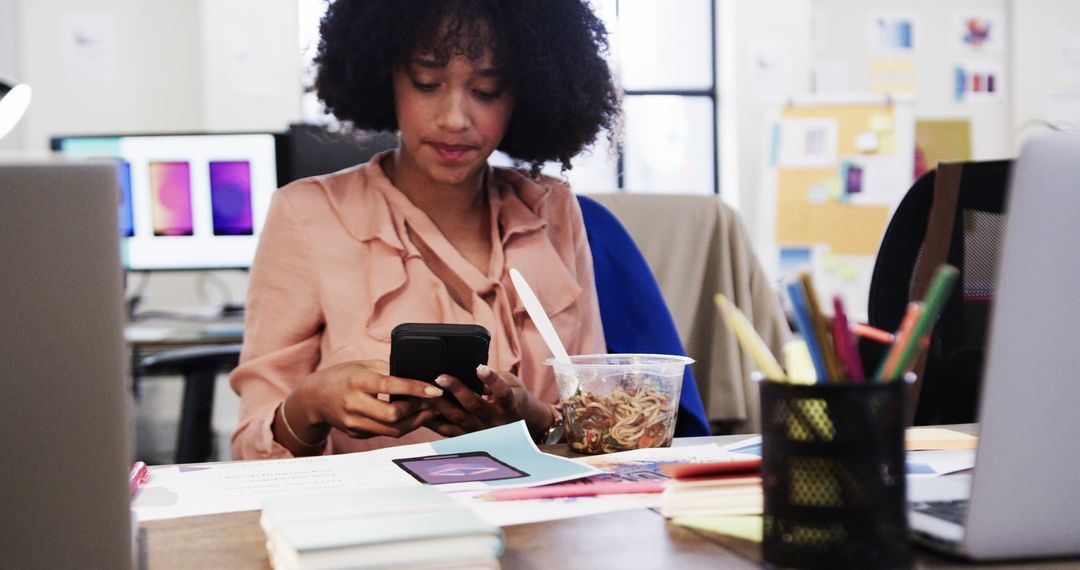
[821,250,840,271]
[839,263,858,282]
[673,516,764,543]
[906,427,978,451]
[870,114,893,132]
[824,177,843,201]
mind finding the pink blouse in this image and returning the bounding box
[229,153,605,459]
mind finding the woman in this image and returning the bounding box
[231,0,620,459]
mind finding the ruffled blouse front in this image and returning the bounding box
[229,153,605,459]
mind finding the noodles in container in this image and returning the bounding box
[546,354,694,454]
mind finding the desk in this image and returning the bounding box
[137,428,1079,570]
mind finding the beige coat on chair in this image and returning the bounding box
[587,193,790,433]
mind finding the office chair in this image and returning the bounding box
[577,194,711,437]
[138,344,241,464]
[865,160,1012,424]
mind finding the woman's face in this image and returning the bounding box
[391,50,514,188]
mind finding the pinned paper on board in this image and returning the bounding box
[770,100,913,323]
[869,14,915,53]
[854,132,879,153]
[954,10,1005,54]
[779,247,813,279]
[839,162,864,199]
[750,39,788,104]
[954,61,1004,104]
[61,14,119,85]
[776,118,839,168]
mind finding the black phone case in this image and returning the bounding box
[389,323,491,397]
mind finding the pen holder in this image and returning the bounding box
[759,379,911,570]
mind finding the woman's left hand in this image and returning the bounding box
[424,365,554,439]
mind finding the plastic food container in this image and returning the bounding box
[546,354,693,454]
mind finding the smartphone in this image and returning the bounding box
[389,323,491,399]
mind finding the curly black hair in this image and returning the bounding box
[314,0,620,171]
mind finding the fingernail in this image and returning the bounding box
[424,386,443,396]
[476,364,491,377]
[435,375,451,387]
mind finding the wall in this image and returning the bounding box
[1011,0,1080,147]
[16,0,204,150]
[198,0,302,132]
[13,0,301,148]
[717,0,813,259]
[0,0,22,150]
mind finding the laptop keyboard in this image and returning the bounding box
[911,499,969,526]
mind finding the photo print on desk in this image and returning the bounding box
[393,452,530,485]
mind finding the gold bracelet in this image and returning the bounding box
[278,400,327,449]
[535,404,565,445]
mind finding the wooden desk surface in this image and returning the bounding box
[137,427,1080,570]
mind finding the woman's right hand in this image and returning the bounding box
[274,360,445,455]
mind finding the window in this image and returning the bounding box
[297,0,718,194]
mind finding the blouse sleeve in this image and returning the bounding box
[229,185,326,460]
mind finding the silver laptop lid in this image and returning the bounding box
[0,157,132,569]
[962,134,1080,560]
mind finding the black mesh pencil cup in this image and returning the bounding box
[760,379,911,570]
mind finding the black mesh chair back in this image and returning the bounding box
[866,160,1012,424]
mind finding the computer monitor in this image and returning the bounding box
[51,132,280,271]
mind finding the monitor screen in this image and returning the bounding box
[52,133,279,270]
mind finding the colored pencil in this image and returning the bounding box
[715,294,787,380]
[890,265,960,378]
[831,296,865,382]
[875,301,923,381]
[786,281,829,382]
[851,322,895,344]
[480,481,666,501]
[800,273,843,380]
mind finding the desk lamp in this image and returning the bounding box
[0,78,32,141]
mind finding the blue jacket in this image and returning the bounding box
[577,195,711,437]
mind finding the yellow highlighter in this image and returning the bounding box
[782,340,818,385]
[715,294,787,381]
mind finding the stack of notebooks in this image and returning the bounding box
[659,459,763,518]
[260,486,504,570]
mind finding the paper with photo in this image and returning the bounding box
[906,450,977,478]
[954,10,1005,54]
[868,13,916,53]
[133,421,598,521]
[776,118,839,168]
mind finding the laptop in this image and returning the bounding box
[907,134,1080,560]
[0,157,133,568]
